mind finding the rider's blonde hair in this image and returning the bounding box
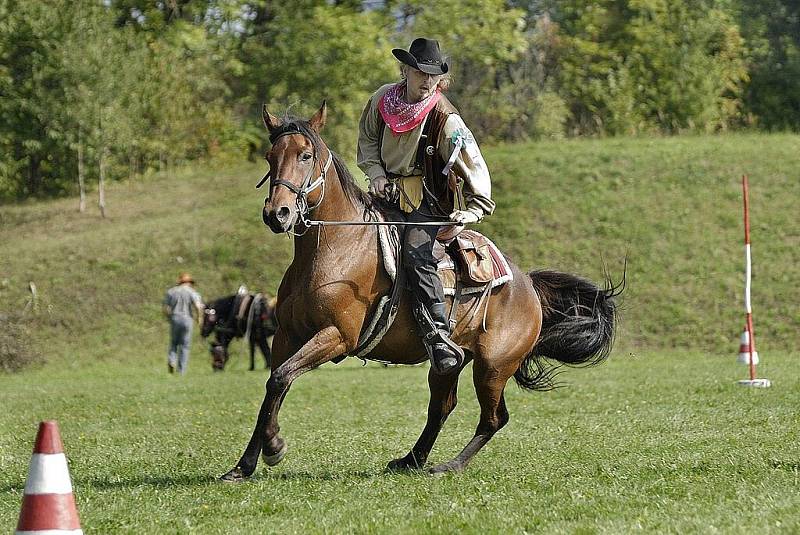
[399,63,451,91]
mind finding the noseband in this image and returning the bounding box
[256,125,333,233]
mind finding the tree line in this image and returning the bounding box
[1,0,798,202]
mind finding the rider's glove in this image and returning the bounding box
[449,209,481,225]
[369,176,388,198]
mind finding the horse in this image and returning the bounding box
[201,291,277,371]
[220,102,622,481]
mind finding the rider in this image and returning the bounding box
[357,37,494,375]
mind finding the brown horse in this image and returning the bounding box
[221,102,621,481]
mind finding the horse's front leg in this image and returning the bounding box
[220,326,346,482]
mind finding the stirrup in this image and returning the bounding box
[413,303,464,375]
[425,329,464,375]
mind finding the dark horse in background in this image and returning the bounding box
[201,290,277,371]
[221,102,622,481]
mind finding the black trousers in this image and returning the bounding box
[401,197,445,309]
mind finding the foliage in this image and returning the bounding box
[0,0,243,201]
[244,3,397,158]
[0,315,42,372]
[734,0,800,130]
[550,0,748,135]
[1,0,799,201]
[398,0,529,141]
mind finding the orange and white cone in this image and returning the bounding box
[737,327,759,365]
[16,421,83,535]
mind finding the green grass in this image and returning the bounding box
[1,133,798,364]
[1,133,799,532]
[1,353,798,533]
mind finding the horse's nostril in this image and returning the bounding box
[276,206,291,222]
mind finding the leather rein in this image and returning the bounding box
[256,127,459,231]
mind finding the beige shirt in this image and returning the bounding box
[357,84,495,217]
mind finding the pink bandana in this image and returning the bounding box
[378,81,442,136]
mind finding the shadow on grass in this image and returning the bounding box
[71,473,221,490]
[0,467,430,494]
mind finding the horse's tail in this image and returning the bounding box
[515,269,624,392]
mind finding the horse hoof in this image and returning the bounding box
[219,466,248,483]
[262,439,287,466]
[428,461,463,476]
[386,456,422,472]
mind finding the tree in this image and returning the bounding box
[548,0,747,135]
[734,0,800,130]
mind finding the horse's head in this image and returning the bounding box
[260,102,330,233]
[209,342,228,371]
[201,306,218,338]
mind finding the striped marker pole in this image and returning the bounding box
[16,421,83,535]
[738,175,770,388]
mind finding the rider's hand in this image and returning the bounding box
[449,209,481,225]
[369,176,389,198]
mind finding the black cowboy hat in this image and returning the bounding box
[392,38,449,75]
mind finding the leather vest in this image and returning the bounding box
[422,95,459,213]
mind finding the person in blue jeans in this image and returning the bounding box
[163,273,204,374]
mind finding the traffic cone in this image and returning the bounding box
[16,421,83,535]
[737,326,759,365]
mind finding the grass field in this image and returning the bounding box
[1,133,799,532]
[1,133,799,365]
[1,352,798,533]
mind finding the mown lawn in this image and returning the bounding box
[2,133,799,533]
[1,350,798,534]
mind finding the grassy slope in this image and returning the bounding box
[1,353,798,533]
[1,133,798,367]
[1,133,799,533]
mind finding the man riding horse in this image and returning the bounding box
[221,37,619,481]
[358,37,494,375]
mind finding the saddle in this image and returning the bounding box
[349,205,513,360]
[432,230,512,296]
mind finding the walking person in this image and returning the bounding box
[163,272,204,374]
[357,37,494,375]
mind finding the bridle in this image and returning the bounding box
[255,123,462,231]
[256,125,333,235]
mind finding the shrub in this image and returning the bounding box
[0,315,43,373]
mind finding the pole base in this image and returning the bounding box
[737,378,771,388]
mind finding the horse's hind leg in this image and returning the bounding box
[257,331,271,369]
[248,336,256,371]
[428,359,511,475]
[387,367,461,472]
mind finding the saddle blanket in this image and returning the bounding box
[378,220,513,296]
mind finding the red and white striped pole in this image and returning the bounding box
[16,421,83,534]
[738,175,770,388]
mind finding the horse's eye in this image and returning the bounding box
[301,153,312,162]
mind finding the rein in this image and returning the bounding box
[258,125,462,232]
[304,220,460,227]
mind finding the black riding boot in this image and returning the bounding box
[414,301,465,375]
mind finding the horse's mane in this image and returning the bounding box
[270,117,374,215]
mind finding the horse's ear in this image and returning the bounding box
[308,100,327,133]
[262,104,283,133]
